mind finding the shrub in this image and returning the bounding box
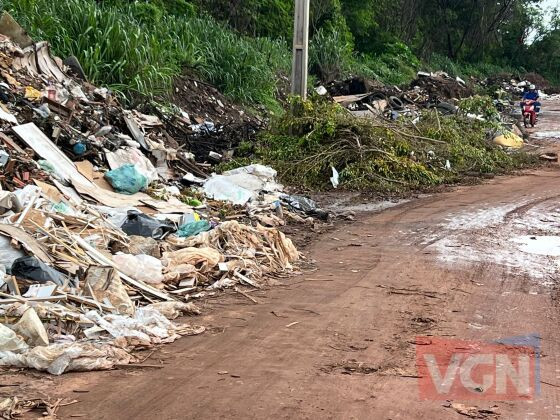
[309,28,354,83]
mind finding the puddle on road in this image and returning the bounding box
[515,236,560,256]
[325,197,411,213]
[533,131,560,139]
[413,195,560,283]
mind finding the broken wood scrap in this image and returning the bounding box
[377,284,442,299]
[0,294,68,304]
[234,286,258,304]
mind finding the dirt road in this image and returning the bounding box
[8,104,560,419]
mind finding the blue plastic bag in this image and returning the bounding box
[177,220,211,238]
[104,164,147,195]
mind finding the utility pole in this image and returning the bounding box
[291,0,310,99]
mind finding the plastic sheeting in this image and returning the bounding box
[203,164,283,205]
[0,323,28,353]
[144,302,200,320]
[12,307,49,346]
[177,220,211,238]
[10,256,67,286]
[0,236,25,269]
[493,131,523,149]
[0,342,133,375]
[112,254,164,285]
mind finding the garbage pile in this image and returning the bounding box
[325,71,470,119]
[165,74,263,163]
[0,22,309,375]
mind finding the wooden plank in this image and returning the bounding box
[0,133,25,154]
[0,294,67,304]
[0,224,53,263]
[123,112,149,150]
[67,294,114,312]
[72,234,173,302]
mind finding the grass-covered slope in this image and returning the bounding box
[2,0,290,106]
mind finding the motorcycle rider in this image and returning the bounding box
[521,84,541,114]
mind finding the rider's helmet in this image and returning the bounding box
[530,84,536,90]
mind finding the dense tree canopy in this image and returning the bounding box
[189,0,558,83]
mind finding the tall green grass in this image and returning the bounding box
[0,0,290,106]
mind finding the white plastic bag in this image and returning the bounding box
[203,176,254,205]
[105,147,158,183]
[0,237,25,269]
[0,324,28,353]
[12,307,49,346]
[112,254,164,285]
[203,164,283,205]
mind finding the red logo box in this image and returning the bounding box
[416,337,538,400]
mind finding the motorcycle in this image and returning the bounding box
[522,99,538,128]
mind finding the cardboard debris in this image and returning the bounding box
[0,12,33,48]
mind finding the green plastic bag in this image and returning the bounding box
[104,164,147,195]
[177,220,211,238]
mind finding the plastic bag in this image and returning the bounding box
[0,237,25,269]
[12,185,40,208]
[10,256,67,286]
[203,164,282,205]
[223,164,277,180]
[203,176,254,205]
[282,195,317,213]
[0,191,22,215]
[330,167,339,188]
[281,194,330,221]
[112,254,164,285]
[105,147,158,183]
[93,205,138,228]
[0,324,28,353]
[120,211,175,239]
[12,307,49,346]
[0,342,133,375]
[177,220,211,238]
[104,164,147,195]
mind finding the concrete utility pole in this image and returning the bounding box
[291,0,310,99]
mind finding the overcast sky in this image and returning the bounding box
[539,0,559,31]
[542,0,560,13]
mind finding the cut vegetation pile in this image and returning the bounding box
[251,98,537,192]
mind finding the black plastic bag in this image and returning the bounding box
[282,195,330,221]
[120,211,176,239]
[10,256,67,286]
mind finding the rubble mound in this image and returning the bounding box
[410,75,473,100]
[156,74,264,164]
[325,77,385,96]
[522,72,551,90]
[169,74,254,126]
